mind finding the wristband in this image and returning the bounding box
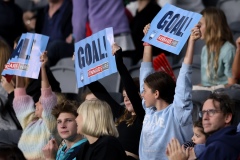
[143,42,151,46]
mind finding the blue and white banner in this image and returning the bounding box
[142,4,202,55]
[2,33,49,79]
[74,27,117,88]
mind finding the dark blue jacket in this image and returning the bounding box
[199,126,240,160]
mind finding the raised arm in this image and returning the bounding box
[172,25,201,124]
[183,26,201,65]
[40,52,57,134]
[113,44,145,121]
[13,75,35,129]
[142,24,153,63]
[232,37,240,83]
[41,52,50,89]
[140,24,155,100]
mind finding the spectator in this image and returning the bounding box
[0,0,25,48]
[12,52,58,159]
[23,0,74,67]
[87,45,144,159]
[72,0,135,52]
[34,0,72,42]
[183,119,209,159]
[166,92,240,160]
[75,100,127,160]
[196,7,236,89]
[0,39,22,145]
[43,100,87,160]
[191,120,208,145]
[138,24,200,160]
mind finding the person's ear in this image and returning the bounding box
[224,113,232,124]
[154,90,159,99]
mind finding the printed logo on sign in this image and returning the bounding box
[88,62,109,77]
[157,35,178,47]
[80,72,84,82]
[5,62,29,71]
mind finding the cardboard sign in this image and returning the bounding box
[2,33,49,80]
[142,4,202,55]
[74,27,117,88]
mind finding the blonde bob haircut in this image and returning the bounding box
[77,99,119,138]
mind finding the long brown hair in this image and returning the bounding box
[0,39,11,79]
[116,77,140,127]
[201,7,234,79]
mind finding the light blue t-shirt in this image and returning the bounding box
[201,41,236,86]
[139,62,193,160]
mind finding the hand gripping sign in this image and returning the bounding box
[2,33,49,81]
[74,27,117,88]
[142,4,202,55]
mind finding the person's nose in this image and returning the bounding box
[203,112,210,120]
[60,122,66,128]
[141,92,144,98]
[191,136,194,142]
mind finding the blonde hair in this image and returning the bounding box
[201,7,234,80]
[54,92,67,105]
[77,99,118,137]
[0,39,11,79]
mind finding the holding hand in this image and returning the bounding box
[190,25,201,41]
[112,43,121,55]
[42,139,58,160]
[143,24,150,36]
[40,51,48,68]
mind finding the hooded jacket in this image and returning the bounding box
[198,125,240,160]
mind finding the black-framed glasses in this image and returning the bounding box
[199,109,222,117]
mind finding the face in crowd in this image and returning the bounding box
[57,112,78,140]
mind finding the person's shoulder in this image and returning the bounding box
[222,41,236,50]
[95,136,122,148]
[99,135,119,143]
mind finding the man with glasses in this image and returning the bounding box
[166,92,240,160]
[197,92,240,159]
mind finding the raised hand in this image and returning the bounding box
[1,76,14,94]
[112,43,121,55]
[143,24,150,36]
[190,25,201,41]
[42,139,58,160]
[166,138,188,160]
[40,51,48,68]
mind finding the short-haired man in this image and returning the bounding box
[166,92,240,160]
[42,100,86,160]
[197,92,240,159]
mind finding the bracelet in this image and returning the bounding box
[143,42,151,46]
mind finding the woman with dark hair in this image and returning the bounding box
[84,43,144,160]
